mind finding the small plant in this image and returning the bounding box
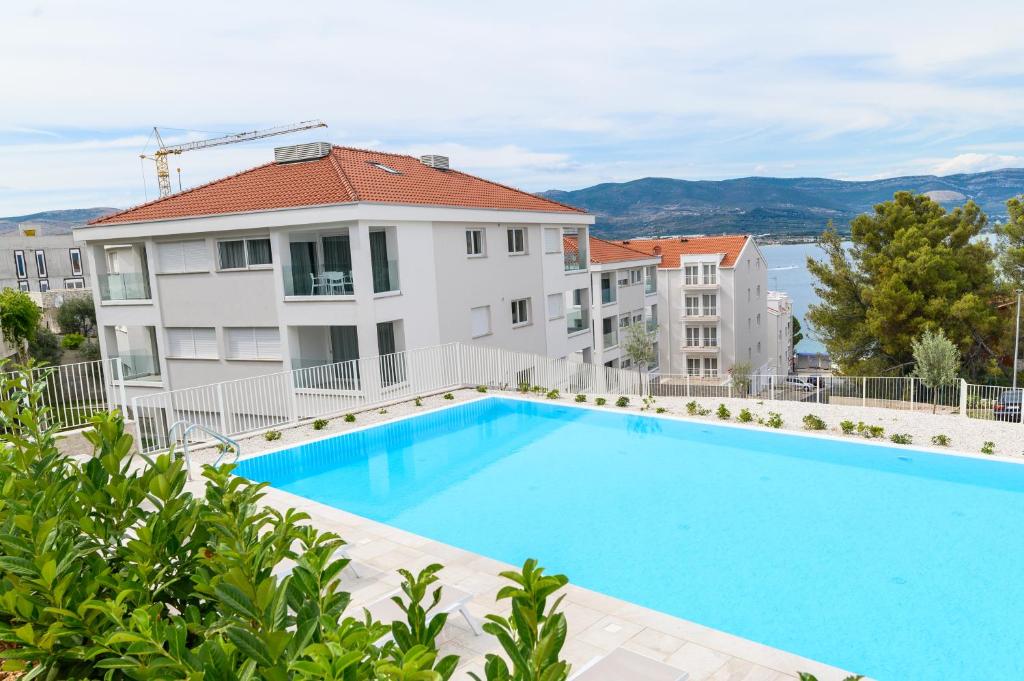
[344,413,356,423]
[764,412,783,428]
[575,393,587,403]
[518,382,530,393]
[414,396,423,407]
[840,419,855,434]
[655,407,667,414]
[716,404,731,420]
[60,332,85,349]
[312,418,328,430]
[546,389,560,400]
[476,385,488,393]
[981,441,996,455]
[686,400,699,415]
[641,396,656,411]
[443,392,454,400]
[378,408,388,414]
[531,385,546,395]
[867,424,884,439]
[799,674,864,681]
[738,408,754,423]
[615,396,630,407]
[595,397,607,406]
[931,434,950,447]
[264,429,282,441]
[890,433,913,445]
[802,414,826,430]
[215,442,236,454]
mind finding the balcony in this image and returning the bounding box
[682,343,720,354]
[646,318,658,334]
[284,266,354,297]
[603,330,618,348]
[566,308,588,335]
[645,279,657,295]
[564,251,587,273]
[291,358,361,391]
[99,272,150,302]
[117,351,161,381]
[684,310,719,322]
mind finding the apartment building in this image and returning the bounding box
[1,225,90,293]
[766,291,795,375]
[617,235,773,379]
[579,237,661,370]
[75,144,594,402]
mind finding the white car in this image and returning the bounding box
[784,377,816,392]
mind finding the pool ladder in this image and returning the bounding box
[166,420,241,479]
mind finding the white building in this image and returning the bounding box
[614,236,774,379]
[75,144,594,403]
[766,291,795,374]
[1,224,89,293]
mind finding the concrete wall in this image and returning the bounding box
[0,233,90,292]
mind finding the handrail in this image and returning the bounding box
[165,420,240,479]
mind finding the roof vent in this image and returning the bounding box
[274,142,332,164]
[653,245,662,255]
[420,154,449,170]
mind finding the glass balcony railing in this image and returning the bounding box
[372,259,400,294]
[646,318,658,333]
[566,308,588,335]
[284,266,355,296]
[99,273,150,301]
[603,330,617,348]
[564,251,587,272]
[645,279,656,295]
[601,288,616,304]
[117,352,160,381]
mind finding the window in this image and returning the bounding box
[166,327,218,359]
[64,278,85,289]
[38,279,49,293]
[632,311,642,325]
[686,327,701,347]
[225,327,281,360]
[630,269,642,285]
[747,288,751,302]
[685,296,700,316]
[687,358,701,376]
[471,306,491,338]
[368,161,400,174]
[702,294,717,316]
[618,315,630,329]
[757,313,762,326]
[13,251,27,280]
[684,265,699,286]
[703,357,718,377]
[547,293,564,320]
[218,238,272,270]
[703,326,718,347]
[158,240,209,273]
[17,281,29,292]
[543,228,561,253]
[757,341,762,353]
[34,250,47,277]
[601,273,616,304]
[69,248,83,276]
[511,298,530,326]
[756,284,761,297]
[702,263,717,285]
[621,358,632,369]
[506,228,526,254]
[466,229,485,256]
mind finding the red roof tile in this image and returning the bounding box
[90,146,585,225]
[564,235,660,264]
[616,235,749,269]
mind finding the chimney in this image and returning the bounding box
[679,237,688,243]
[420,154,450,170]
[653,245,662,255]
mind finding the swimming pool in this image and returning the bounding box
[235,397,1024,680]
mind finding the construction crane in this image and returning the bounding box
[142,120,328,198]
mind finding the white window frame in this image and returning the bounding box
[685,296,700,317]
[217,237,273,271]
[69,247,84,276]
[34,250,47,277]
[685,327,701,347]
[702,263,717,285]
[166,327,218,360]
[465,229,485,257]
[17,281,29,292]
[543,227,562,254]
[470,305,491,338]
[38,279,50,293]
[684,265,699,286]
[64,278,85,289]
[704,357,718,377]
[511,298,531,326]
[686,358,701,376]
[703,326,718,347]
[158,239,210,274]
[630,268,642,285]
[506,228,527,255]
[702,293,717,316]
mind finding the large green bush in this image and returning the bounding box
[0,368,571,679]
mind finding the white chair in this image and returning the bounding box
[309,272,328,295]
[570,648,688,681]
[323,271,352,295]
[361,583,482,637]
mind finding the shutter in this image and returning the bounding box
[471,306,490,337]
[254,328,281,359]
[182,240,209,272]
[166,328,194,358]
[547,293,563,319]
[157,243,185,273]
[227,328,257,359]
[193,328,218,358]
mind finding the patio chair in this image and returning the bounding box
[362,582,482,636]
[569,648,688,681]
[309,272,328,295]
[323,270,353,295]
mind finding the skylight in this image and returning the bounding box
[368,161,401,175]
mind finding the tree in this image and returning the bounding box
[56,294,97,336]
[729,361,753,396]
[0,288,41,361]
[621,321,656,381]
[792,317,804,351]
[28,326,63,365]
[807,194,1001,377]
[912,328,961,413]
[996,196,1024,289]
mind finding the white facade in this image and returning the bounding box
[766,291,795,374]
[76,203,594,403]
[589,259,660,369]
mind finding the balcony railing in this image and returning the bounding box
[601,287,616,304]
[117,352,160,381]
[603,330,617,348]
[292,358,361,391]
[645,279,656,295]
[646,318,658,333]
[566,308,588,335]
[564,251,587,272]
[99,273,150,301]
[372,259,400,294]
[284,267,354,297]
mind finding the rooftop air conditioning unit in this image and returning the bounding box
[274,142,332,164]
[419,154,450,170]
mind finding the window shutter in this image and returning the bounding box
[158,243,185,273]
[547,293,563,319]
[167,328,194,357]
[471,306,490,337]
[255,328,281,359]
[182,240,209,272]
[226,328,257,359]
[193,328,218,358]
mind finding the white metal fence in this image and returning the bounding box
[3,358,126,432]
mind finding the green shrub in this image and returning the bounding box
[546,389,560,400]
[716,404,730,420]
[60,332,85,349]
[982,441,996,455]
[414,396,423,407]
[799,673,864,681]
[378,408,388,414]
[655,407,667,414]
[866,425,884,439]
[0,369,572,680]
[802,414,826,430]
[28,326,62,365]
[641,396,656,411]
[344,413,356,422]
[443,392,455,400]
[476,385,488,393]
[615,396,629,407]
[215,442,236,455]
[595,397,607,406]
[931,434,950,447]
[79,339,101,361]
[686,400,699,415]
[575,393,587,403]
[738,408,754,423]
[518,382,531,393]
[264,429,282,441]
[312,418,328,430]
[890,433,913,445]
[840,419,856,434]
[764,412,783,428]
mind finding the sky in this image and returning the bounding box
[3,0,1024,216]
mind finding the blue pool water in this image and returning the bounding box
[235,398,1024,680]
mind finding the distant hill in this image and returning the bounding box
[541,169,1024,240]
[0,208,117,236]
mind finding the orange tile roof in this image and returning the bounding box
[615,235,749,269]
[90,146,585,225]
[564,235,660,264]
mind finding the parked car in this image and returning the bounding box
[993,389,1023,422]
[784,377,816,392]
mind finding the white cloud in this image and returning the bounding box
[931,153,1024,176]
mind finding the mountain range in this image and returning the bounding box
[541,168,1024,240]
[0,208,116,236]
